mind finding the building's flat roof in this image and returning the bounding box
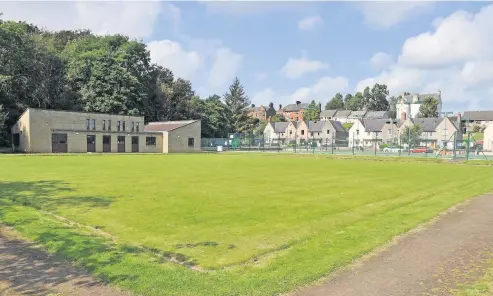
[144,120,198,132]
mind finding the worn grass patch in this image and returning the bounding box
[1,154,492,295]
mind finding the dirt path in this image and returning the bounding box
[293,194,493,296]
[0,228,130,296]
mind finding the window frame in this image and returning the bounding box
[188,137,195,148]
[146,136,156,146]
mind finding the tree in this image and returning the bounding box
[305,100,321,121]
[388,96,398,119]
[418,97,439,118]
[344,94,352,110]
[365,83,389,111]
[325,93,344,110]
[401,124,422,147]
[0,105,8,146]
[347,92,365,111]
[270,113,287,122]
[224,77,252,133]
[200,94,229,138]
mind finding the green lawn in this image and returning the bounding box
[1,154,492,295]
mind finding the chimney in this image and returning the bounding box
[278,104,282,110]
[457,112,461,123]
[400,112,407,121]
[251,104,255,108]
[318,102,322,112]
[296,100,301,106]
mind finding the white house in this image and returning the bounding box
[396,90,442,120]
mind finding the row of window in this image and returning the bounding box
[85,119,140,132]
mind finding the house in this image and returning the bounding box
[396,90,442,120]
[10,108,200,153]
[462,111,493,127]
[411,117,461,149]
[263,121,289,143]
[347,110,366,123]
[306,120,347,146]
[333,110,352,123]
[483,123,493,151]
[247,104,276,121]
[320,110,338,121]
[348,119,399,148]
[277,101,316,121]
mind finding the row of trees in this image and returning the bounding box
[325,84,440,119]
[0,17,257,145]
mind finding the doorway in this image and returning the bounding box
[52,133,68,153]
[87,135,96,152]
[117,136,125,152]
[103,135,111,152]
[131,136,139,152]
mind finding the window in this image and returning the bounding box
[86,119,90,130]
[91,119,96,130]
[310,132,313,136]
[289,130,293,135]
[131,121,135,132]
[117,121,121,131]
[326,130,330,135]
[317,132,320,136]
[102,120,106,131]
[122,121,126,131]
[442,129,448,136]
[108,120,112,131]
[146,136,156,145]
[188,137,195,148]
[388,129,392,135]
[117,136,125,144]
[87,135,96,144]
[132,136,138,144]
[136,122,139,132]
[301,130,305,135]
[428,132,433,136]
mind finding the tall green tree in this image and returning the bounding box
[347,92,365,111]
[199,94,229,138]
[224,77,252,133]
[418,97,439,118]
[388,96,398,119]
[270,113,287,122]
[401,124,422,147]
[305,100,321,121]
[365,83,390,111]
[325,93,344,110]
[343,94,352,110]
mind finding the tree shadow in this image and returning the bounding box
[0,180,132,295]
[0,180,114,212]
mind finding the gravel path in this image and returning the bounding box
[0,229,130,296]
[293,194,493,296]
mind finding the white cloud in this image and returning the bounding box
[281,56,328,79]
[355,2,435,29]
[370,52,393,70]
[147,40,203,80]
[201,2,309,16]
[208,48,243,89]
[254,72,268,82]
[252,88,277,106]
[0,1,162,39]
[357,4,493,110]
[298,16,323,31]
[289,76,349,103]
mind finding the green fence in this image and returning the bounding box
[201,131,491,161]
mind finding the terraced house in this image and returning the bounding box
[11,108,200,154]
[247,103,276,121]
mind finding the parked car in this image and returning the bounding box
[383,146,402,153]
[410,146,433,153]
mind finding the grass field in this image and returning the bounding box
[1,154,493,295]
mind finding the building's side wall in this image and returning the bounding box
[10,109,31,152]
[263,124,275,142]
[167,121,201,153]
[484,124,493,151]
[296,121,309,143]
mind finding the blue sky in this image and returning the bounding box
[1,1,493,112]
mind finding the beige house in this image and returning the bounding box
[411,117,461,149]
[348,119,399,148]
[11,108,200,154]
[263,122,289,143]
[484,123,493,151]
[307,120,348,145]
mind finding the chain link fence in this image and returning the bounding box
[201,131,491,160]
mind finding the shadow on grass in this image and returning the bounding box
[0,180,133,295]
[0,180,114,212]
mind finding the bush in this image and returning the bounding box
[473,125,481,133]
[379,143,389,150]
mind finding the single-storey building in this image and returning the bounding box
[11,108,200,153]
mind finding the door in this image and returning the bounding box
[87,135,96,152]
[103,135,111,152]
[131,136,139,152]
[117,136,125,152]
[52,133,68,153]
